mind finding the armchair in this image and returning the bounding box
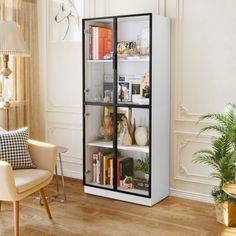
[0,139,57,236]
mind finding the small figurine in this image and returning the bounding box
[121,116,132,146]
[100,115,114,141]
[127,108,136,144]
[118,84,124,102]
[100,105,113,141]
[123,176,134,189]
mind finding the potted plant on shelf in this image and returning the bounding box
[136,155,149,180]
[193,103,236,226]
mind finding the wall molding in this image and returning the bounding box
[173,0,206,122]
[173,131,218,186]
[170,188,213,204]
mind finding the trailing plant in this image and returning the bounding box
[193,104,236,204]
[136,155,149,174]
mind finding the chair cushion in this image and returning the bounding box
[0,127,35,169]
[13,169,51,193]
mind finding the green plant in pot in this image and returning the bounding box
[136,155,149,180]
[193,103,236,226]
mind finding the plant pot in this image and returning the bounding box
[144,173,149,181]
[215,201,236,226]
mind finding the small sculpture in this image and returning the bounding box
[100,106,114,141]
[122,176,134,189]
[121,116,132,146]
[118,84,124,102]
[127,108,136,144]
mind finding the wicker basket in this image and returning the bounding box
[215,201,236,226]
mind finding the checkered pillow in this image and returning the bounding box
[0,127,35,169]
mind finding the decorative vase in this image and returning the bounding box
[215,201,236,226]
[135,127,148,146]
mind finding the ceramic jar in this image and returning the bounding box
[135,126,148,146]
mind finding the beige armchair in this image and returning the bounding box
[0,139,57,236]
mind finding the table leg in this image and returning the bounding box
[59,153,67,202]
[55,163,59,193]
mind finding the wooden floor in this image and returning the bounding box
[0,179,236,236]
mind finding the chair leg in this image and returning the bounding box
[39,189,52,219]
[13,201,19,236]
[0,201,1,211]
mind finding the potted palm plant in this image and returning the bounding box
[193,103,236,226]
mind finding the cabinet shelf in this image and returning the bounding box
[88,140,149,153]
[87,60,112,63]
[118,187,149,196]
[87,182,113,189]
[86,57,149,63]
[84,101,150,109]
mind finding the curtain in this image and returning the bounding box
[0,0,40,139]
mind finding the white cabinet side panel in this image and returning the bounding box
[151,15,170,204]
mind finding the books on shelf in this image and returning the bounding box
[117,157,134,187]
[92,152,113,186]
[89,26,112,60]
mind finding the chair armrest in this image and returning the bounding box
[0,161,18,201]
[28,139,57,174]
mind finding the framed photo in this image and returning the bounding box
[124,76,141,103]
[49,0,83,42]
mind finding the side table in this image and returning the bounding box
[35,146,68,204]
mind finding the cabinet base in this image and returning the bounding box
[85,186,156,206]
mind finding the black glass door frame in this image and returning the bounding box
[82,13,152,198]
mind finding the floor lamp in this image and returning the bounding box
[0,21,30,130]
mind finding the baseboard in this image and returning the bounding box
[170,188,214,204]
[56,162,83,179]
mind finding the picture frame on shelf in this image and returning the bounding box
[103,74,113,101]
[126,76,141,103]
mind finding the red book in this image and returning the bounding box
[117,159,120,187]
[91,26,112,60]
[98,27,112,60]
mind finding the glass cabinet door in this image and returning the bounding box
[117,15,150,106]
[84,18,115,104]
[83,14,151,196]
[116,107,150,196]
[84,105,115,189]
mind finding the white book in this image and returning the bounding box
[92,154,96,183]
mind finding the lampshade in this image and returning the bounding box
[0,21,30,56]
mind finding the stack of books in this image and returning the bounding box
[92,152,113,185]
[92,154,134,187]
[117,157,133,187]
[89,26,112,60]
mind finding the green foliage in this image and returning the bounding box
[199,103,236,150]
[193,103,236,204]
[212,186,236,204]
[136,155,149,174]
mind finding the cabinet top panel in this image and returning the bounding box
[82,13,152,22]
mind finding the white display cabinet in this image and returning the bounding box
[82,13,170,206]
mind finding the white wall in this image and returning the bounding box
[38,0,236,202]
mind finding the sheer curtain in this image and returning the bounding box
[0,0,40,139]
